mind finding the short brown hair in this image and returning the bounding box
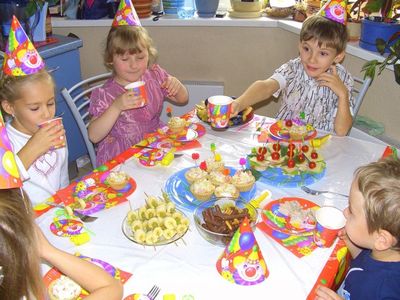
[104,26,158,71]
[355,157,400,249]
[300,15,348,53]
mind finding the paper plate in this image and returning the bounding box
[165,166,257,211]
[268,121,317,142]
[261,197,319,236]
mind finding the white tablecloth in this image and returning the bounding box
[37,115,386,299]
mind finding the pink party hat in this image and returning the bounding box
[0,111,22,188]
[112,0,142,27]
[216,217,269,285]
[318,0,348,25]
[2,16,45,76]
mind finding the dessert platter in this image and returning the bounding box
[268,119,317,142]
[122,192,189,246]
[247,142,326,188]
[261,197,319,236]
[165,164,257,211]
[195,99,254,127]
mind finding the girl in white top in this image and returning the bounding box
[0,70,69,205]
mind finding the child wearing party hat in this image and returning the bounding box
[316,157,400,299]
[232,0,354,136]
[88,0,188,166]
[0,16,69,205]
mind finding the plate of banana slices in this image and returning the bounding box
[122,192,190,246]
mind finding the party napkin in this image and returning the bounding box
[43,253,132,298]
[216,217,269,285]
[2,15,45,76]
[257,221,318,258]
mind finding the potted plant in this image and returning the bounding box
[347,0,365,41]
[361,30,400,84]
[358,0,400,52]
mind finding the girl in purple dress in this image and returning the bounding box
[88,26,188,166]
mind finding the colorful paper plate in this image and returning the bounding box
[268,121,317,142]
[124,294,150,300]
[165,123,206,142]
[164,166,257,211]
[261,197,319,236]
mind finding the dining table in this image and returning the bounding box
[35,113,389,300]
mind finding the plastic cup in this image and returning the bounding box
[124,81,148,107]
[38,117,66,149]
[207,95,233,129]
[314,206,346,248]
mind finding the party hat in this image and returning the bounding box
[318,0,348,25]
[0,111,22,188]
[112,0,142,27]
[216,217,269,285]
[2,16,45,76]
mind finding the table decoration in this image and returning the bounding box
[165,167,257,211]
[216,217,269,285]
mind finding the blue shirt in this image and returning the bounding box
[340,250,400,299]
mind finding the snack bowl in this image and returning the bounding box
[193,198,258,247]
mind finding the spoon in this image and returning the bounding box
[301,186,348,198]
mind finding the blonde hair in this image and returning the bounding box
[300,15,348,53]
[0,70,55,117]
[0,189,44,299]
[104,26,158,71]
[355,157,400,249]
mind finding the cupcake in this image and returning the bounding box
[205,157,225,173]
[231,170,256,192]
[190,178,215,201]
[107,171,129,190]
[214,183,240,199]
[168,117,187,133]
[209,170,231,186]
[184,167,208,184]
[48,275,81,300]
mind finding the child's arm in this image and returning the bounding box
[88,91,144,143]
[232,78,280,116]
[18,122,65,170]
[317,66,353,136]
[162,76,188,104]
[36,226,123,299]
[315,286,344,300]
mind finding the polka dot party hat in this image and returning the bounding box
[2,15,45,76]
[216,217,269,285]
[112,0,141,27]
[318,0,348,25]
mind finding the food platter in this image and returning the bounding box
[261,197,319,236]
[268,121,317,142]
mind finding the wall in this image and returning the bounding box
[54,25,400,141]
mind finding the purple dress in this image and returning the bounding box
[89,64,169,166]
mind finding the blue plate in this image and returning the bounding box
[165,166,257,211]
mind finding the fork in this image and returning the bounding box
[147,285,161,300]
[45,202,98,222]
[301,186,348,198]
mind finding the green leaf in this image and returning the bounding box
[376,38,387,54]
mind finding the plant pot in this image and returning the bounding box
[195,0,219,17]
[359,18,400,53]
[347,20,361,42]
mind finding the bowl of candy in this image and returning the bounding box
[193,197,258,247]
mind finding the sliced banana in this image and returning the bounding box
[145,208,156,219]
[153,227,163,239]
[130,220,143,231]
[156,204,167,218]
[163,228,176,240]
[148,217,159,229]
[127,210,139,222]
[176,224,188,234]
[164,216,177,229]
[166,202,176,214]
[145,231,158,245]
[134,229,146,243]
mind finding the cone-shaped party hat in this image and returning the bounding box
[112,0,141,27]
[2,16,45,76]
[0,111,22,188]
[216,217,269,285]
[318,0,348,25]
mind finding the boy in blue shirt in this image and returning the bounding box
[316,158,400,299]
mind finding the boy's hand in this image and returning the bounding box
[113,91,144,111]
[162,76,182,100]
[317,65,348,100]
[230,99,241,117]
[315,285,344,300]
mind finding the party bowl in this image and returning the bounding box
[193,198,258,247]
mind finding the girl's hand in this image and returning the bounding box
[113,91,144,112]
[315,285,343,300]
[28,121,65,156]
[317,65,348,100]
[35,224,54,259]
[162,76,182,100]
